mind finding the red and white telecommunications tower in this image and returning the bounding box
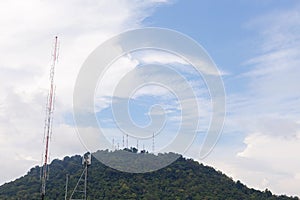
[41,36,59,200]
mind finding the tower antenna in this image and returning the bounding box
[152,132,155,153]
[41,36,59,200]
[69,152,91,200]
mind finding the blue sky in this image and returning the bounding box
[0,0,300,197]
[144,0,297,88]
[144,1,300,196]
[90,1,300,196]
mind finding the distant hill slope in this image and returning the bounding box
[0,150,298,200]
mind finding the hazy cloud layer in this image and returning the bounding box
[0,0,170,185]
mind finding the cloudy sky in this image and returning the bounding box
[1,0,300,197]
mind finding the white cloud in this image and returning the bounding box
[0,0,171,185]
[94,48,213,134]
[237,132,300,196]
[94,54,139,111]
[197,129,300,197]
[134,49,190,65]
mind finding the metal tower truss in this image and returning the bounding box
[41,36,59,200]
[69,152,91,200]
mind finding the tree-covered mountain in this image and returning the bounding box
[0,150,298,200]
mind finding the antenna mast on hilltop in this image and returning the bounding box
[41,36,59,200]
[152,132,155,153]
[69,152,91,200]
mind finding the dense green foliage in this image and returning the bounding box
[0,150,298,200]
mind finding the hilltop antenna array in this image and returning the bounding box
[41,36,59,200]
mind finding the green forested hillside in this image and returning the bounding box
[0,150,298,200]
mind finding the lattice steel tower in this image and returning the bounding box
[41,36,59,200]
